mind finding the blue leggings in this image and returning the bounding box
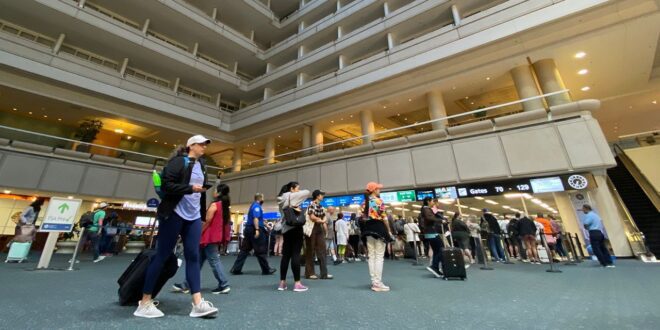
[143,212,201,295]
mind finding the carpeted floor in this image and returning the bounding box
[1,252,658,329]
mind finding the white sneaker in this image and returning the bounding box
[190,299,218,318]
[93,256,106,263]
[133,300,164,319]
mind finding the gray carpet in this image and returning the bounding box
[1,253,658,329]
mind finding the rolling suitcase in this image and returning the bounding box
[5,242,31,263]
[117,249,178,305]
[441,230,467,280]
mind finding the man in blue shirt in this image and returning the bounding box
[230,193,276,275]
[581,204,614,268]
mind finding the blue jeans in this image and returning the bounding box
[143,213,202,295]
[488,234,506,261]
[84,231,101,260]
[428,236,444,270]
[181,244,229,289]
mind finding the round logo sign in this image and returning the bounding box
[567,175,588,190]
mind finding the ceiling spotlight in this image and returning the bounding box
[127,136,132,140]
[574,51,587,59]
[330,120,334,123]
[28,112,33,115]
[452,86,456,90]
[486,77,491,80]
[350,114,353,118]
[12,108,17,111]
[58,118,62,121]
[278,135,281,138]
[581,86,591,92]
[578,69,588,75]
[67,196,74,200]
[383,106,387,109]
[464,96,469,99]
[3,190,11,194]
[155,140,158,143]
[408,98,412,102]
[653,100,657,105]
[43,115,48,118]
[114,129,124,134]
[164,142,168,145]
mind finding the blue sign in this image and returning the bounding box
[146,198,160,208]
[301,194,365,209]
[41,223,73,231]
[263,212,281,220]
[416,190,435,201]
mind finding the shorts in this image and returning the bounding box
[326,239,335,251]
[509,235,521,246]
[455,237,470,250]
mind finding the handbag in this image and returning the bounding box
[282,194,306,227]
[303,212,314,237]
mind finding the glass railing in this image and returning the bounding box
[0,125,223,173]
[227,90,571,173]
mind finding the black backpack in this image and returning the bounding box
[79,211,95,228]
[394,219,405,235]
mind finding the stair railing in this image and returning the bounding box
[612,144,660,211]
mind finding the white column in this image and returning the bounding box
[383,2,390,16]
[302,125,312,150]
[298,45,306,59]
[264,137,276,164]
[266,63,274,74]
[297,73,309,87]
[53,33,65,54]
[336,0,342,11]
[173,77,180,93]
[338,55,348,70]
[142,19,150,35]
[337,26,344,39]
[426,91,448,130]
[387,33,395,50]
[264,88,273,100]
[589,175,634,257]
[298,21,306,33]
[250,30,255,41]
[553,192,588,256]
[78,0,86,8]
[233,62,239,74]
[119,58,129,77]
[211,8,218,20]
[451,5,461,26]
[266,0,271,8]
[192,42,199,56]
[232,147,243,172]
[215,93,222,108]
[360,110,376,144]
[532,58,571,106]
[311,123,324,153]
[510,65,544,111]
[299,0,305,9]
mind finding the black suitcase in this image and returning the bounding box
[117,249,178,306]
[441,228,467,280]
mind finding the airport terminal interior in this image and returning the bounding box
[0,0,659,328]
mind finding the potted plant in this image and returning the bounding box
[74,119,103,152]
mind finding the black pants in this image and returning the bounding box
[589,230,613,266]
[348,235,360,257]
[428,236,444,270]
[280,226,303,281]
[408,241,422,256]
[231,226,270,273]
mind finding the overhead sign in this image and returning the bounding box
[435,186,458,199]
[530,177,564,193]
[146,198,160,208]
[415,190,435,201]
[40,197,83,232]
[434,173,594,198]
[302,194,365,209]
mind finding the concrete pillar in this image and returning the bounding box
[232,147,243,172]
[78,0,87,8]
[451,5,461,26]
[264,137,275,164]
[383,2,390,16]
[553,192,588,256]
[264,88,273,100]
[302,125,312,151]
[336,0,342,11]
[53,33,65,54]
[338,55,348,70]
[360,110,376,144]
[532,58,571,106]
[589,175,634,257]
[211,8,218,21]
[299,0,305,9]
[386,33,395,50]
[192,42,199,57]
[298,45,306,59]
[337,26,344,39]
[173,77,180,93]
[510,65,544,111]
[266,63,273,74]
[250,30,255,41]
[266,0,271,8]
[215,93,222,108]
[426,91,448,130]
[298,21,306,33]
[311,123,324,153]
[119,58,129,77]
[233,62,238,74]
[297,73,309,87]
[142,19,150,35]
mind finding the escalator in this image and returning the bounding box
[607,156,660,256]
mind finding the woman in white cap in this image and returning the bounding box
[134,135,218,319]
[361,182,395,292]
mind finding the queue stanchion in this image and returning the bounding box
[500,235,514,264]
[67,227,85,271]
[567,232,583,263]
[411,237,422,266]
[573,233,586,260]
[477,233,493,270]
[540,233,561,273]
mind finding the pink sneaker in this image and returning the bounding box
[277,282,287,291]
[371,282,390,292]
[293,283,308,292]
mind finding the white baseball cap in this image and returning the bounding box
[186,135,211,147]
[99,202,108,208]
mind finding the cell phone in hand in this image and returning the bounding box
[203,183,213,189]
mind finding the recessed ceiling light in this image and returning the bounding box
[397,113,400,116]
[653,100,657,105]
[470,102,474,105]
[383,106,387,109]
[12,108,17,111]
[3,190,11,194]
[28,112,33,115]
[127,136,132,140]
[581,86,591,91]
[43,115,48,118]
[464,96,469,99]
[330,120,334,123]
[350,114,353,118]
[295,130,298,133]
[408,98,412,102]
[628,106,633,109]
[57,118,62,121]
[278,135,281,138]
[574,51,587,59]
[404,118,407,121]
[340,118,344,121]
[452,86,456,90]
[67,196,74,200]
[578,69,588,75]
[155,140,158,143]
[114,129,124,134]
[164,142,168,145]
[486,77,491,80]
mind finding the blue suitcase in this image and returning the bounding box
[6,242,31,263]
